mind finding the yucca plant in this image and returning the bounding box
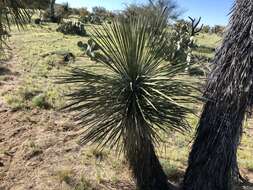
[0,0,30,50]
[60,10,196,190]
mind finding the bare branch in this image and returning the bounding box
[188,16,203,36]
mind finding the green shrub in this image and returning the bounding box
[32,94,51,109]
[57,21,87,36]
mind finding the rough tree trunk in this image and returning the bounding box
[126,140,176,190]
[183,0,253,189]
[124,119,176,190]
[183,102,246,190]
[49,0,55,21]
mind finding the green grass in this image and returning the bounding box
[196,33,222,48]
[194,33,222,58]
[4,23,94,110]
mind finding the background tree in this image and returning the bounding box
[43,1,69,23]
[22,0,50,9]
[149,0,180,19]
[78,7,90,17]
[92,6,107,17]
[60,10,197,190]
[202,25,211,33]
[55,2,71,21]
[123,0,180,22]
[70,7,80,15]
[49,0,56,21]
[183,0,253,189]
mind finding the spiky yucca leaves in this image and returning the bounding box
[0,0,30,49]
[60,13,196,190]
[183,0,253,189]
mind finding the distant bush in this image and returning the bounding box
[211,25,225,35]
[202,25,211,33]
[42,2,70,24]
[79,15,89,24]
[42,9,62,24]
[79,15,103,25]
[57,22,87,36]
[78,6,115,25]
[78,7,90,17]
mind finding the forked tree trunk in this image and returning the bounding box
[183,0,253,189]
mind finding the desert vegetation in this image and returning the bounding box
[0,0,253,190]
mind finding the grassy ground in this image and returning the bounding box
[0,23,252,190]
[194,33,222,58]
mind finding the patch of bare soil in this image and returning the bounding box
[0,52,76,190]
[0,92,134,190]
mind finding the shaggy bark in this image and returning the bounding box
[183,102,247,190]
[183,0,253,189]
[126,140,176,190]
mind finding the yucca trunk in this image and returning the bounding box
[183,0,253,189]
[126,139,175,190]
[183,101,247,190]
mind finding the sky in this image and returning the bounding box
[55,0,235,26]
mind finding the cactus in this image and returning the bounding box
[56,21,87,36]
[77,39,100,60]
[79,14,103,25]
